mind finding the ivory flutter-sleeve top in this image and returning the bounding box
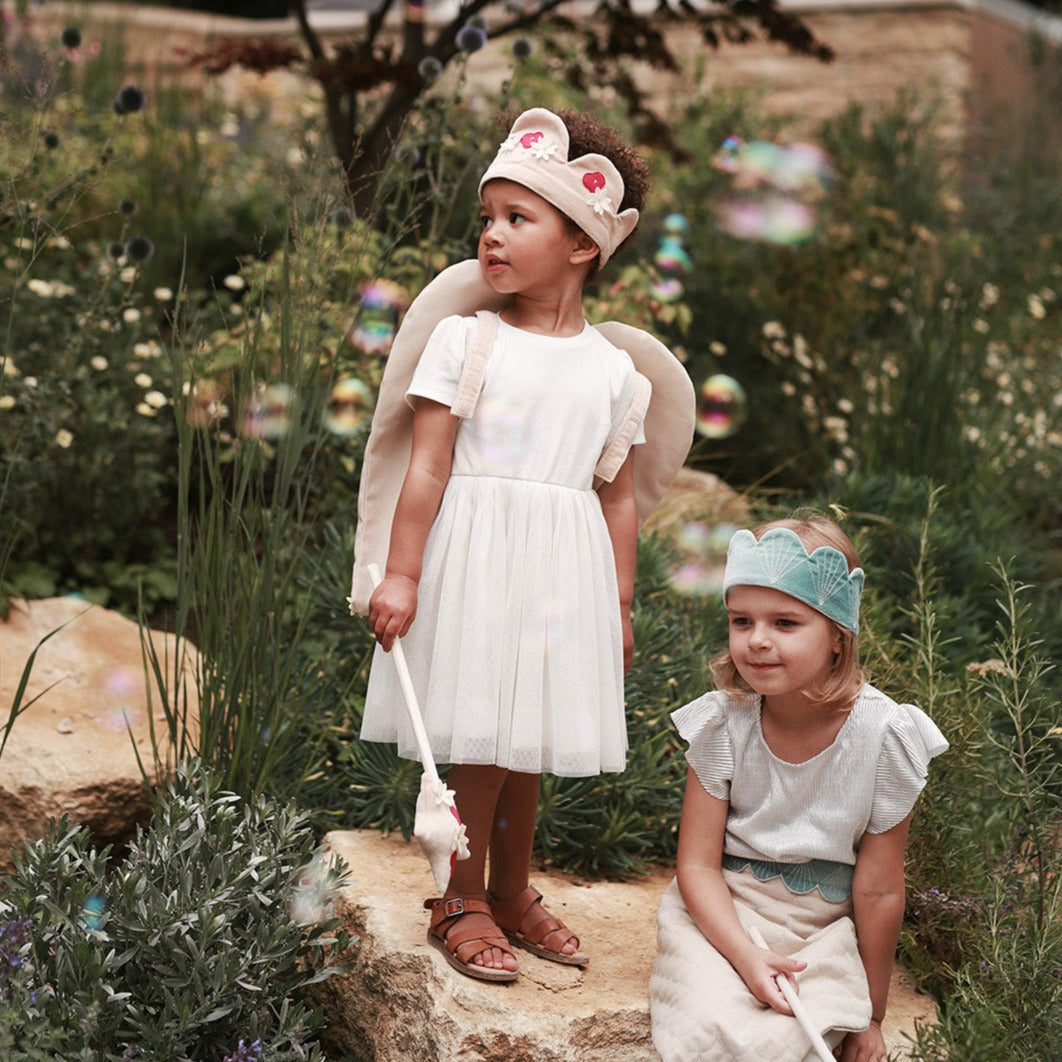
[673,683,949,867]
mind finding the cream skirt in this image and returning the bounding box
[649,869,872,1062]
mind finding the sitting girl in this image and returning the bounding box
[650,515,948,1061]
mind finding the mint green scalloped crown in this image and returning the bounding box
[722,527,864,632]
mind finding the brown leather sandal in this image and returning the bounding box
[488,886,589,967]
[423,897,518,983]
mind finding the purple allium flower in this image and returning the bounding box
[511,37,534,59]
[108,240,126,260]
[113,85,147,115]
[44,132,60,150]
[61,27,82,49]
[417,56,443,82]
[119,198,138,217]
[124,235,155,263]
[456,24,488,52]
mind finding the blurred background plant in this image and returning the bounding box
[0,6,1059,1059]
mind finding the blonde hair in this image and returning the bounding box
[710,514,865,714]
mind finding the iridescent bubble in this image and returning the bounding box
[696,374,747,439]
[100,706,142,733]
[649,275,685,303]
[476,393,527,467]
[667,520,739,597]
[712,136,835,244]
[240,383,295,440]
[104,667,138,697]
[654,239,692,275]
[324,377,374,436]
[663,213,689,238]
[348,280,405,355]
[716,196,818,246]
[80,895,107,931]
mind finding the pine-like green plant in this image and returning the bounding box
[0,763,352,1060]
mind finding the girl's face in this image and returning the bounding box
[478,179,590,296]
[725,584,841,709]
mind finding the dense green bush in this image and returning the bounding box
[0,765,352,1060]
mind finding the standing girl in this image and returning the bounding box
[352,108,693,983]
[650,516,948,1061]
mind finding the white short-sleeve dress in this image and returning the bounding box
[360,314,646,777]
[650,684,948,1062]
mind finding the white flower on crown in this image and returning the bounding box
[587,188,615,216]
[529,139,559,161]
[497,134,520,156]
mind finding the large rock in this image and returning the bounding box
[316,830,938,1060]
[0,597,199,867]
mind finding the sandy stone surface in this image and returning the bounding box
[0,597,198,866]
[316,829,938,1060]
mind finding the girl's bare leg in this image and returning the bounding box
[443,763,518,972]
[488,771,580,958]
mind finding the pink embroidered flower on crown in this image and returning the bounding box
[520,131,544,148]
[583,172,606,193]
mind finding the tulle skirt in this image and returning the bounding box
[360,475,628,776]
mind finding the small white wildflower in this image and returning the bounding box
[133,341,162,359]
[709,341,727,356]
[980,282,1000,308]
[123,307,142,324]
[120,266,137,283]
[46,235,72,250]
[23,376,38,388]
[55,429,74,448]
[52,281,76,297]
[90,356,108,371]
[972,318,989,334]
[154,287,173,301]
[837,397,854,414]
[762,321,786,340]
[0,395,15,410]
[136,402,156,417]
[223,274,245,292]
[1028,294,1046,319]
[3,359,17,378]
[286,146,306,166]
[15,237,35,250]
[144,390,167,409]
[134,372,153,388]
[27,278,54,297]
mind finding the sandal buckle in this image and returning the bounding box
[442,897,465,917]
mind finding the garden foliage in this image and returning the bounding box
[0,765,352,1060]
[0,10,1059,1060]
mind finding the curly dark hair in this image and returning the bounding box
[493,108,651,262]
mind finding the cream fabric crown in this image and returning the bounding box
[723,527,865,632]
[478,108,639,266]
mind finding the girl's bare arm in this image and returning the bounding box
[675,768,807,1014]
[597,449,637,672]
[369,398,458,650]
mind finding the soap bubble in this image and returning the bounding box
[711,136,835,244]
[288,857,336,926]
[696,374,747,439]
[650,214,692,304]
[80,895,107,931]
[667,521,738,596]
[324,377,374,436]
[240,383,295,440]
[348,280,405,355]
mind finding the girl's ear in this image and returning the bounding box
[569,231,600,266]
